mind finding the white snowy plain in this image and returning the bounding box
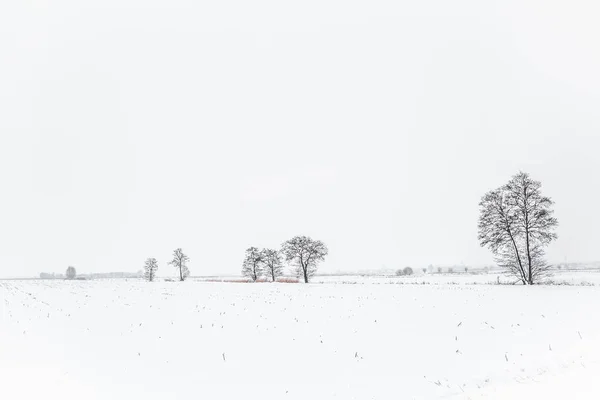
[1,279,599,400]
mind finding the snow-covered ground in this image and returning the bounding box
[312,270,600,286]
[2,279,600,399]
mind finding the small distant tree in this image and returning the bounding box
[281,236,328,283]
[262,248,284,282]
[66,266,76,280]
[403,267,413,276]
[169,248,190,281]
[242,247,265,282]
[464,267,469,273]
[448,267,454,273]
[144,258,159,282]
[395,269,404,276]
[422,268,427,274]
[437,267,442,273]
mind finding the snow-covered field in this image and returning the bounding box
[311,270,600,286]
[2,279,600,399]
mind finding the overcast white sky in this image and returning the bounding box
[1,0,599,278]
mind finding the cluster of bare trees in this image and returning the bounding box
[241,247,284,282]
[395,267,413,276]
[242,236,328,283]
[478,172,558,285]
[143,248,190,282]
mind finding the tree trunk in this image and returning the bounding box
[303,265,308,283]
[524,187,533,284]
[271,269,275,282]
[525,231,533,284]
[525,220,533,284]
[179,264,183,281]
[508,232,528,285]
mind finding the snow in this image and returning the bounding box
[2,279,600,399]
[311,270,600,286]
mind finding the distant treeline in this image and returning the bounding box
[39,272,142,279]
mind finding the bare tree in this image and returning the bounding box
[281,236,328,283]
[478,188,527,283]
[262,248,284,282]
[505,171,558,284]
[65,266,76,280]
[478,172,558,284]
[144,258,159,282]
[242,247,264,282]
[169,248,190,281]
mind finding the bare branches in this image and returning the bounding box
[504,172,558,284]
[478,172,558,284]
[242,247,265,282]
[169,248,190,281]
[239,237,328,283]
[262,249,283,282]
[144,258,159,282]
[281,236,328,283]
[478,189,527,284]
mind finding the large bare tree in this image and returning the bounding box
[262,248,284,282]
[281,236,328,283]
[144,258,159,282]
[478,172,558,284]
[478,189,527,284]
[242,247,264,282]
[504,172,559,284]
[169,248,190,281]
